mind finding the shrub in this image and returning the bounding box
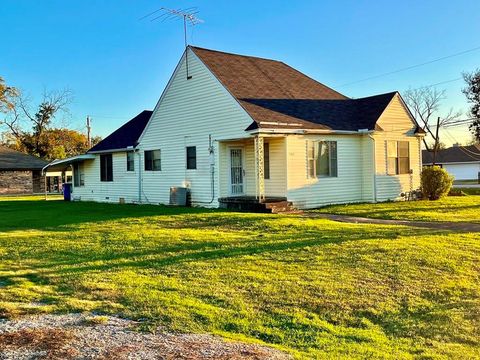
[421,166,454,200]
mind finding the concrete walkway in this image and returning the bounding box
[307,213,480,232]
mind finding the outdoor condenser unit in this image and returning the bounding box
[170,187,188,206]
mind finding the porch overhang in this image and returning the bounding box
[42,154,96,174]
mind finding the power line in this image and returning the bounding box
[411,77,463,91]
[443,128,480,156]
[443,118,477,128]
[338,45,480,87]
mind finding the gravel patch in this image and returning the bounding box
[0,314,291,360]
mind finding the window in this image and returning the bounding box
[387,141,410,175]
[100,154,113,181]
[264,142,270,179]
[307,141,338,178]
[127,152,135,171]
[186,146,196,170]
[145,150,161,171]
[73,163,84,187]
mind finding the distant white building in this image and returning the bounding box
[423,144,480,181]
[45,46,425,210]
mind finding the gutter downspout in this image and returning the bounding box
[368,134,377,203]
[136,147,142,204]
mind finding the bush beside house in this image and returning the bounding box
[421,166,454,200]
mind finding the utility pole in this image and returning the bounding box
[86,116,91,147]
[432,116,440,166]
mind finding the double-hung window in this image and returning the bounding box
[100,154,113,182]
[387,141,410,175]
[307,141,338,178]
[127,152,135,171]
[186,146,196,170]
[73,163,85,187]
[145,150,161,171]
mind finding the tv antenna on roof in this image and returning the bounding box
[140,7,203,79]
[140,7,203,47]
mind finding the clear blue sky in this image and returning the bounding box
[2,0,479,145]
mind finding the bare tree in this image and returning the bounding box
[1,83,74,158]
[404,87,461,164]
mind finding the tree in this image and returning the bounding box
[0,77,18,113]
[0,77,91,159]
[404,87,460,165]
[462,69,480,143]
[7,128,95,161]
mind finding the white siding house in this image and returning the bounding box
[45,46,425,210]
[423,144,480,182]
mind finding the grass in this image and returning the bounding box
[454,187,480,196]
[453,180,479,185]
[0,198,479,359]
[314,196,480,223]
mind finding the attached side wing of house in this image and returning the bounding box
[373,93,424,202]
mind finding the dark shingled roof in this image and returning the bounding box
[0,146,48,171]
[242,92,398,131]
[191,46,403,131]
[423,144,480,164]
[89,110,152,153]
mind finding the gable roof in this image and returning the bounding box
[0,146,48,171]
[190,46,406,132]
[89,110,152,153]
[423,144,480,164]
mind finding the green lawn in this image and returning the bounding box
[314,196,480,223]
[0,198,479,359]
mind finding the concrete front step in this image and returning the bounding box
[218,197,296,213]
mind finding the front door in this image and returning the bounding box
[229,148,244,195]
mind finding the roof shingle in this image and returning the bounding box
[0,146,48,171]
[423,145,480,164]
[88,110,152,153]
[191,46,403,131]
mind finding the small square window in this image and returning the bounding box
[145,150,161,171]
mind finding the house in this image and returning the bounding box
[0,146,72,195]
[44,46,425,209]
[423,144,480,181]
[0,146,48,194]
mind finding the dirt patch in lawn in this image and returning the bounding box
[0,314,290,360]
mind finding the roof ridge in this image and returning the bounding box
[278,61,349,100]
[189,46,283,64]
[191,46,349,100]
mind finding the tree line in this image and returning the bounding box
[0,78,101,161]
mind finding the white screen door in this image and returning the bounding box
[230,148,244,195]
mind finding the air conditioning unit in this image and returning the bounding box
[170,187,188,206]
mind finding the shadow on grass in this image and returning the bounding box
[0,199,228,232]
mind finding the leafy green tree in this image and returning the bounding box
[463,69,480,143]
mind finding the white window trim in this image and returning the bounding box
[306,140,338,179]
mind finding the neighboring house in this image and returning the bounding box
[0,146,48,194]
[0,146,72,195]
[423,144,480,181]
[44,46,425,209]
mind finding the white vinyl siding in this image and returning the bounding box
[287,134,367,209]
[72,151,139,203]
[443,162,480,180]
[217,137,287,198]
[374,94,421,201]
[138,48,254,206]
